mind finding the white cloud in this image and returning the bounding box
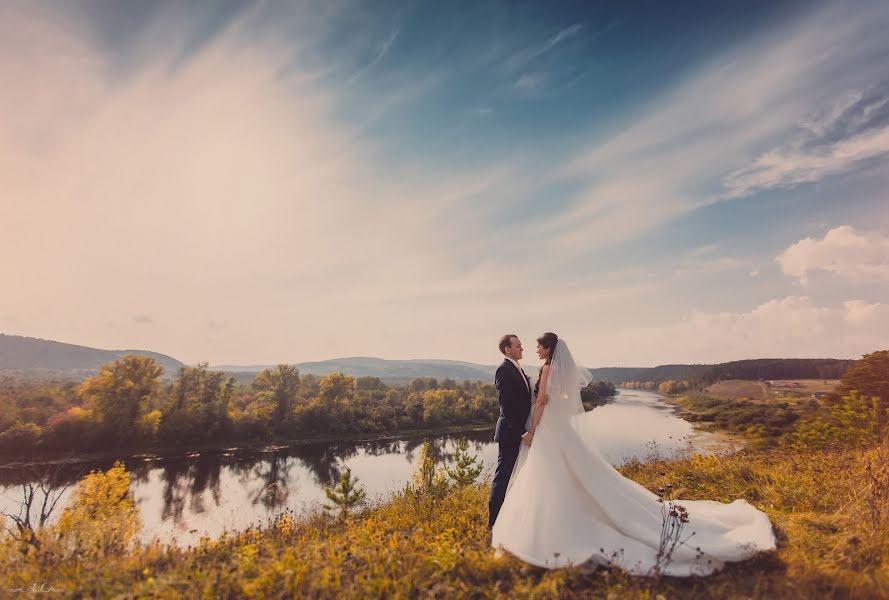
[777,225,889,284]
[598,296,889,365]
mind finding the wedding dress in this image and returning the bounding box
[490,339,776,576]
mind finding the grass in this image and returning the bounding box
[663,392,812,449]
[2,434,887,598]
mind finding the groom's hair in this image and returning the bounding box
[498,334,517,355]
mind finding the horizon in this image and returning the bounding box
[2,1,888,366]
[0,331,865,371]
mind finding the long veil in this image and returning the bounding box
[545,339,593,421]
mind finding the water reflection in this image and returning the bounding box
[0,389,733,546]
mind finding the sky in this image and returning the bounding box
[1,0,888,367]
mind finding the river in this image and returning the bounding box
[0,389,736,546]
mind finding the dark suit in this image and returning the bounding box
[488,357,532,528]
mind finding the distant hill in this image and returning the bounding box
[592,358,857,386]
[1,333,857,387]
[213,357,504,382]
[0,334,184,378]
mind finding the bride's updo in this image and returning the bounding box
[537,332,558,365]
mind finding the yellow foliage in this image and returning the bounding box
[66,406,93,420]
[274,514,295,537]
[137,409,163,436]
[55,461,140,552]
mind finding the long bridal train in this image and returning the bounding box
[491,340,776,576]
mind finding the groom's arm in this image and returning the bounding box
[495,365,527,437]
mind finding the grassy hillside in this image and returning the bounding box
[2,437,885,598]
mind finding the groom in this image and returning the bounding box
[488,334,533,529]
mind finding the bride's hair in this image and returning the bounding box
[537,332,558,365]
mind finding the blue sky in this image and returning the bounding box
[1,0,888,366]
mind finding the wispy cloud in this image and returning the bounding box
[724,92,889,198]
[543,1,889,256]
[514,72,541,90]
[0,2,551,363]
[346,27,400,84]
[506,23,583,70]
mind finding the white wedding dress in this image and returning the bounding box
[491,340,776,576]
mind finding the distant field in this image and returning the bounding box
[704,379,840,401]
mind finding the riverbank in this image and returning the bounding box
[659,391,810,449]
[1,395,621,468]
[0,423,495,468]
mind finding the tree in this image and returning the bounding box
[56,461,140,552]
[319,373,355,402]
[422,389,458,425]
[1,463,72,548]
[323,467,366,519]
[833,350,889,409]
[162,364,235,441]
[253,365,301,426]
[445,439,483,486]
[356,376,387,392]
[793,390,889,449]
[406,441,450,517]
[77,355,163,443]
[657,380,688,396]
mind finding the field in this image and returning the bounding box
[703,379,841,402]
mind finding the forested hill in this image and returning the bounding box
[0,334,184,376]
[590,358,857,386]
[1,333,858,386]
[215,357,499,382]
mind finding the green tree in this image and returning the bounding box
[253,365,301,426]
[406,441,450,518]
[77,355,163,442]
[162,364,235,441]
[323,467,366,519]
[445,439,483,486]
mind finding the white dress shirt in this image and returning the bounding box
[505,356,531,395]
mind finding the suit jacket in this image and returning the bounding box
[494,358,532,443]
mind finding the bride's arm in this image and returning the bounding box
[526,365,550,444]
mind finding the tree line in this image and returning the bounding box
[0,358,617,458]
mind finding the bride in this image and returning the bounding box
[490,332,776,576]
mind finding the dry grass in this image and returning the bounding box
[2,434,887,598]
[702,379,841,402]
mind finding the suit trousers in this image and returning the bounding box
[488,436,521,528]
